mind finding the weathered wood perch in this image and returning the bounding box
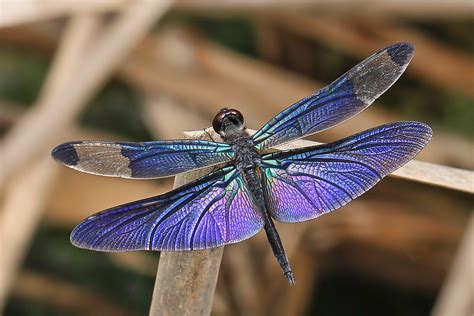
[149,129,223,316]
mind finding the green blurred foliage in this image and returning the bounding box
[0,46,49,105]
[5,225,157,315]
[80,80,153,140]
[310,270,433,316]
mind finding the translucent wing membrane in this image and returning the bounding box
[261,122,432,222]
[71,166,264,251]
[252,43,415,150]
[52,140,234,179]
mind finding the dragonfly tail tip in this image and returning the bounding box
[285,272,295,285]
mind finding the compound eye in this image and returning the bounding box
[212,109,228,134]
[212,108,244,134]
[227,109,244,125]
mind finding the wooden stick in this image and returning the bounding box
[0,15,97,308]
[2,0,473,28]
[271,13,474,97]
[142,95,208,139]
[0,155,58,309]
[174,0,474,18]
[0,0,126,28]
[0,0,173,187]
[11,270,137,315]
[149,128,223,316]
[432,215,474,316]
[390,160,473,194]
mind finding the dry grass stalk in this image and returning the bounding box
[11,270,137,315]
[432,215,474,316]
[175,0,474,18]
[0,0,173,187]
[0,0,126,28]
[149,129,223,316]
[271,13,474,97]
[3,0,473,28]
[0,155,58,308]
[0,14,98,308]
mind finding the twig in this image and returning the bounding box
[0,155,58,308]
[432,215,474,316]
[11,270,137,315]
[174,0,474,18]
[0,0,173,187]
[271,13,474,97]
[142,95,208,139]
[2,0,473,28]
[149,129,223,316]
[0,15,97,308]
[391,160,473,194]
[0,0,126,28]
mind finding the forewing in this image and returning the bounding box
[261,122,432,222]
[52,139,234,179]
[252,43,415,150]
[71,166,264,251]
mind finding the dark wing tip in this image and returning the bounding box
[51,141,82,166]
[386,42,415,66]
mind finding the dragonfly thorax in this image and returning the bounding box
[231,134,261,173]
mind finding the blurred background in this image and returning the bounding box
[0,1,473,315]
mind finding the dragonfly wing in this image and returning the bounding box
[252,43,415,150]
[71,166,264,251]
[52,139,234,179]
[261,122,432,222]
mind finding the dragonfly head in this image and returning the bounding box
[213,108,245,137]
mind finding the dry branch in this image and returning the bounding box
[142,95,208,139]
[174,0,474,19]
[0,1,173,187]
[0,14,98,308]
[11,270,137,315]
[2,0,473,28]
[0,0,126,28]
[432,215,474,316]
[0,155,58,308]
[149,129,223,316]
[271,13,474,97]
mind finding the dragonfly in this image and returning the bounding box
[52,43,432,285]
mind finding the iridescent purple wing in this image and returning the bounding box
[52,140,234,179]
[71,166,264,251]
[261,122,432,222]
[252,43,415,150]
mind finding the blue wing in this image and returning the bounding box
[261,122,432,222]
[71,166,264,251]
[252,43,415,150]
[52,140,234,179]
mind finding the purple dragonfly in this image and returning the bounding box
[52,43,432,284]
